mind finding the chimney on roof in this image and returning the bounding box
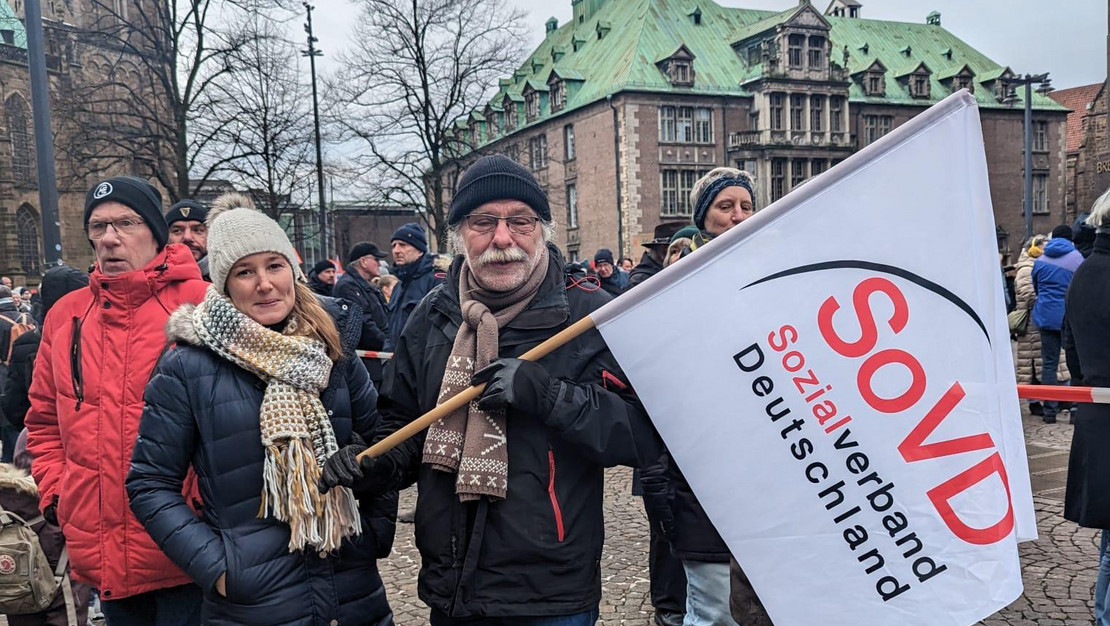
[546,17,558,35]
[926,11,940,26]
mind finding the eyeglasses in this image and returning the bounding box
[464,214,541,235]
[87,218,146,239]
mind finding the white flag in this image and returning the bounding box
[592,91,1034,626]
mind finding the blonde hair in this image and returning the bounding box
[1087,186,1110,231]
[666,238,691,266]
[290,281,343,361]
[379,275,399,289]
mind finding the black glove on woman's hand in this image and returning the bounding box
[319,444,395,496]
[472,358,559,417]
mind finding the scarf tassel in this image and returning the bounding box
[260,440,362,555]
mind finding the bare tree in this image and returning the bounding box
[207,16,314,227]
[332,0,527,249]
[57,0,288,201]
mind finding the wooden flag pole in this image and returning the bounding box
[360,315,598,460]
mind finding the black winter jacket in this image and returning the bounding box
[386,253,441,348]
[625,252,664,292]
[0,331,37,429]
[126,298,395,626]
[334,270,391,385]
[373,245,662,618]
[1063,233,1110,528]
[307,275,334,298]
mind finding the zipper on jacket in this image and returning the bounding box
[547,448,565,542]
[69,316,84,411]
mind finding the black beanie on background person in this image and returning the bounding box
[347,242,389,264]
[447,155,551,225]
[1050,224,1073,241]
[83,176,168,248]
[165,199,208,226]
[391,223,429,254]
[311,259,336,275]
[594,248,615,265]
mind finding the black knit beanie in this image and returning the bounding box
[447,155,550,225]
[390,223,429,254]
[165,199,208,226]
[83,176,168,248]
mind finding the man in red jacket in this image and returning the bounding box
[26,176,208,625]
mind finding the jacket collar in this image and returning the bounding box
[394,252,435,282]
[89,243,202,302]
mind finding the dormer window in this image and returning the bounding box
[550,80,565,111]
[911,74,929,98]
[671,61,692,85]
[955,76,973,92]
[867,73,884,96]
[747,44,761,65]
[808,36,825,68]
[690,7,702,25]
[658,46,696,87]
[788,34,804,68]
[505,105,518,131]
[525,92,539,119]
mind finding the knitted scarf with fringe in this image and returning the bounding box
[422,248,550,501]
[191,287,360,553]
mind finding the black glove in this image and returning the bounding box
[43,496,58,525]
[471,358,559,417]
[319,444,395,496]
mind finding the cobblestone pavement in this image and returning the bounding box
[379,408,1104,625]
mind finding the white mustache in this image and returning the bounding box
[475,246,528,266]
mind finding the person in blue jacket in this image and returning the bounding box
[1032,224,1085,423]
[127,197,395,626]
[386,223,442,347]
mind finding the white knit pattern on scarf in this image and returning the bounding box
[191,286,360,554]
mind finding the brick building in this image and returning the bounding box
[1049,83,1105,222]
[439,0,1068,264]
[0,0,161,285]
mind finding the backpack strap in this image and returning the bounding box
[56,547,77,626]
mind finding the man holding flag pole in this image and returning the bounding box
[320,154,664,624]
[324,91,1036,626]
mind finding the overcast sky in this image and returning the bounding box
[309,0,1106,91]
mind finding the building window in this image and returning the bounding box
[564,124,576,160]
[830,96,843,133]
[528,134,548,170]
[694,108,712,143]
[670,61,693,86]
[770,94,784,131]
[790,94,805,131]
[955,76,973,92]
[470,123,483,145]
[566,183,578,228]
[911,74,930,99]
[1033,173,1048,214]
[866,73,884,97]
[810,95,823,132]
[808,36,825,68]
[550,81,565,111]
[749,111,759,130]
[505,106,517,131]
[771,159,786,201]
[526,92,540,120]
[788,34,804,68]
[113,0,128,19]
[659,106,676,142]
[659,106,711,143]
[791,159,807,188]
[15,204,39,274]
[1033,121,1048,152]
[811,159,827,176]
[863,115,893,144]
[661,168,711,216]
[6,95,34,185]
[747,44,761,65]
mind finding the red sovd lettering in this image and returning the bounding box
[926,452,1015,545]
[898,382,995,462]
[857,348,927,414]
[818,277,910,358]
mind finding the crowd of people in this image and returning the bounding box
[0,156,1105,626]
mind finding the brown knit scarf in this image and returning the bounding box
[423,247,550,501]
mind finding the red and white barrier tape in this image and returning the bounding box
[355,350,393,360]
[1017,384,1110,404]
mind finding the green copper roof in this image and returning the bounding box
[466,0,1064,146]
[0,1,27,49]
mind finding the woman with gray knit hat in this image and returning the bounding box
[687,167,756,253]
[126,192,395,625]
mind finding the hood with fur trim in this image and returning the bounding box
[0,463,37,496]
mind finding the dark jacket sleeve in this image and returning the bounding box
[342,354,397,557]
[334,279,388,352]
[126,349,225,593]
[542,327,664,468]
[0,332,37,429]
[1063,314,1083,385]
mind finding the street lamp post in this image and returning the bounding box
[25,0,63,267]
[303,3,327,261]
[1002,72,1053,243]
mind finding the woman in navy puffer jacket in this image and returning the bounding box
[126,196,394,626]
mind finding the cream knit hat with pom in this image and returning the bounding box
[205,192,305,294]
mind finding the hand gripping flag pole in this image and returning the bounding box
[358,316,597,461]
